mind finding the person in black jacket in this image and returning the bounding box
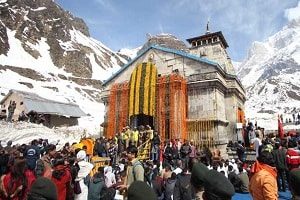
[0,147,9,176]
[164,172,177,200]
[272,142,288,191]
[236,141,245,162]
[151,132,160,162]
[163,142,173,167]
[173,168,195,200]
[151,172,164,200]
[25,140,41,170]
[96,138,107,157]
[180,141,191,169]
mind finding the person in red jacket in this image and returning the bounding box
[1,156,36,200]
[51,155,72,200]
[286,142,300,170]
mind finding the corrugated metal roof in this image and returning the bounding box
[102,44,223,86]
[24,98,86,117]
[0,90,86,118]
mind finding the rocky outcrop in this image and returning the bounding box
[139,33,187,54]
[0,0,126,79]
[0,0,128,129]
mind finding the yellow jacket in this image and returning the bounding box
[132,131,139,142]
[122,132,129,140]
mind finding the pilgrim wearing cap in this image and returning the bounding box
[75,150,94,200]
[127,181,156,200]
[191,163,209,200]
[191,162,235,200]
[27,177,58,200]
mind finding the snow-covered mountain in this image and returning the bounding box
[0,0,127,132]
[117,46,142,61]
[237,18,300,130]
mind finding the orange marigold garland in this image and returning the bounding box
[107,84,118,138]
[155,74,187,141]
[106,82,130,138]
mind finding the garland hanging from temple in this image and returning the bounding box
[129,62,157,117]
[106,82,129,138]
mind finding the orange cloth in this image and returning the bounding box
[81,139,94,155]
[249,161,278,200]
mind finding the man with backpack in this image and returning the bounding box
[117,146,144,191]
[173,168,195,200]
[26,140,41,170]
[88,167,106,200]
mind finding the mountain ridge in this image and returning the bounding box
[237,18,300,129]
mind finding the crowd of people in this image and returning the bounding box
[0,124,299,200]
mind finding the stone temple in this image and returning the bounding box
[101,27,246,152]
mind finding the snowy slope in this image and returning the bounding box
[0,0,127,135]
[0,121,87,149]
[238,17,300,130]
[117,46,142,60]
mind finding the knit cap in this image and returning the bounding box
[28,177,58,200]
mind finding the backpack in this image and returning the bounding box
[132,161,146,182]
[100,187,116,200]
[26,148,38,170]
[177,176,193,200]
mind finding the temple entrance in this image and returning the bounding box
[130,114,154,128]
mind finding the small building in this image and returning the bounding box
[0,89,86,127]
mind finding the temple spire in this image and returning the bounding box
[206,19,210,34]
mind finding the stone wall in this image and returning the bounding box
[1,93,26,121]
[49,115,78,127]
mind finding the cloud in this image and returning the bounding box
[162,0,296,38]
[285,1,300,21]
[93,0,116,13]
[85,17,111,26]
[158,23,165,33]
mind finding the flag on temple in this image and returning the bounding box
[278,115,284,139]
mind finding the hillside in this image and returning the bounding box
[0,0,127,132]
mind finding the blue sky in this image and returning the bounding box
[56,0,299,61]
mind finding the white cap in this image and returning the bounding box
[77,150,86,160]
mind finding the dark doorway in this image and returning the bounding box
[130,114,154,128]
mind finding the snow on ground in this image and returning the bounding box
[31,7,47,11]
[0,121,95,149]
[0,67,104,133]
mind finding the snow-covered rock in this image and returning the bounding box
[117,46,142,60]
[0,0,128,132]
[238,17,300,130]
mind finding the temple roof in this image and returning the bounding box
[186,31,229,48]
[102,44,221,86]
